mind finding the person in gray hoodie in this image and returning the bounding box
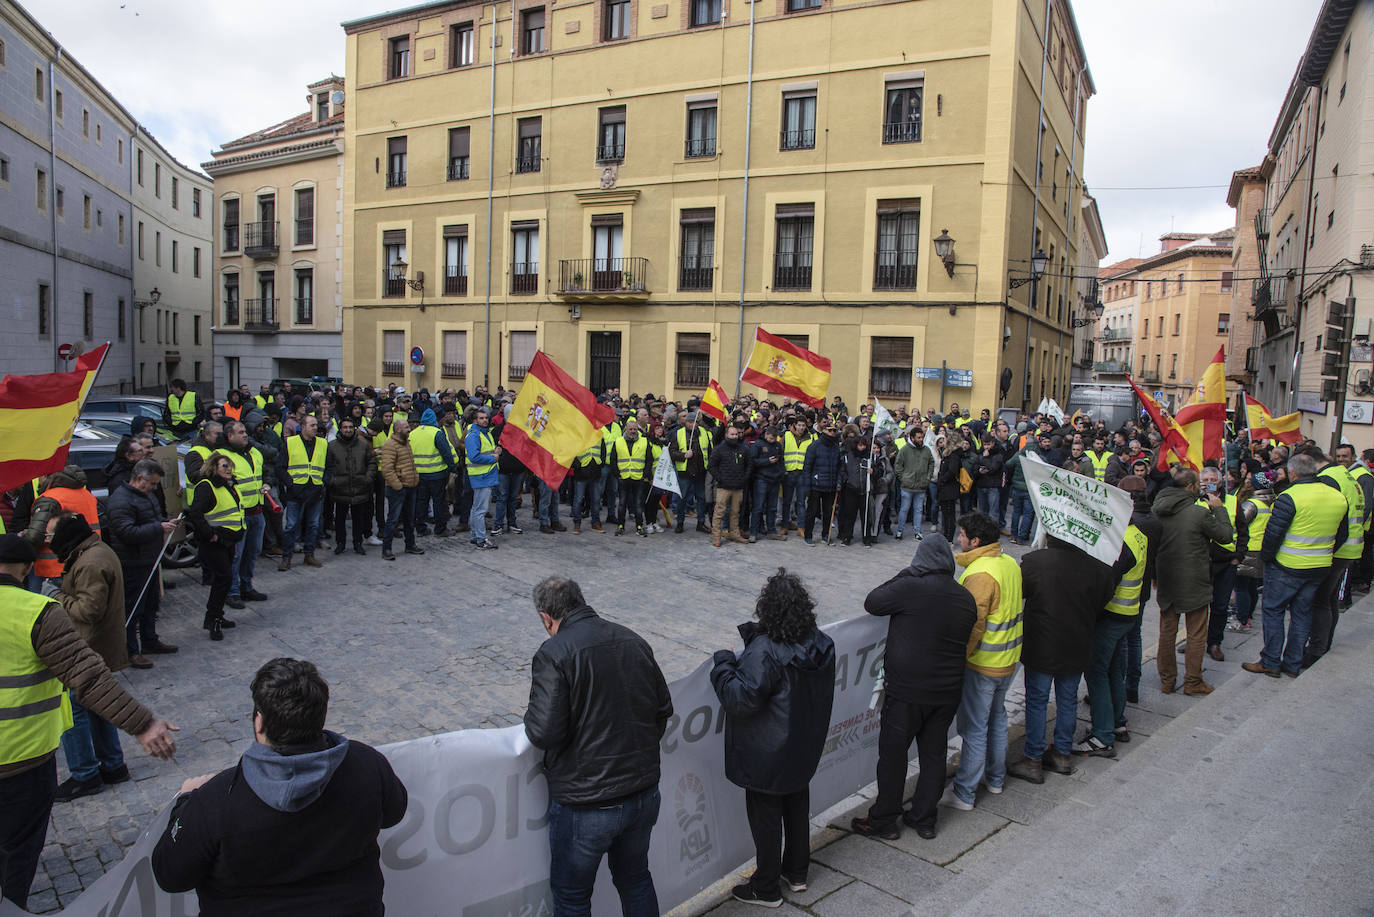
[152,658,407,916]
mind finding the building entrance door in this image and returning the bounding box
[588,331,621,394]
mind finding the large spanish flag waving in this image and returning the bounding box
[1168,347,1228,468]
[501,351,615,490]
[1245,393,1302,445]
[1124,372,1193,471]
[741,327,831,408]
[0,343,109,492]
[699,379,730,423]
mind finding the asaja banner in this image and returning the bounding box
[1020,454,1131,566]
[652,446,681,496]
[6,616,890,917]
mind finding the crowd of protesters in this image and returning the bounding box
[2,373,1370,912]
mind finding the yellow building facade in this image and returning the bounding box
[1130,233,1236,411]
[340,0,1092,411]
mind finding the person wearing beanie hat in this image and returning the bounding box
[0,533,177,908]
[851,534,976,841]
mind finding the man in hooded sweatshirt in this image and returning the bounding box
[852,535,975,840]
[152,658,407,915]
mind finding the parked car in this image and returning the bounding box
[65,432,198,569]
[78,413,174,443]
[82,396,183,439]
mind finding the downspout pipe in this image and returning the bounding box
[734,0,757,399]
[49,49,63,372]
[483,2,498,388]
[1020,0,1052,408]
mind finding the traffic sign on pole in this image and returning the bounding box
[57,343,75,361]
[410,346,425,366]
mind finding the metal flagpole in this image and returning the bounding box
[125,524,177,628]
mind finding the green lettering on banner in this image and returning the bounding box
[1038,507,1102,546]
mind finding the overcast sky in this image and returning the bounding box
[32,0,1325,266]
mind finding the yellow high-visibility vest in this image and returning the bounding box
[1088,451,1112,481]
[196,479,244,531]
[226,447,264,509]
[167,392,197,425]
[1275,481,1347,571]
[1318,464,1364,560]
[466,428,497,476]
[783,431,815,473]
[0,584,74,766]
[613,436,649,481]
[409,425,447,475]
[673,426,712,473]
[1105,524,1148,617]
[285,436,325,486]
[1246,496,1271,552]
[1196,494,1238,553]
[961,553,1023,670]
[1349,464,1373,531]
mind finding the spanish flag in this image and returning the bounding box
[1168,347,1228,468]
[500,351,615,490]
[699,379,729,424]
[1124,372,1193,471]
[0,343,109,493]
[740,328,831,409]
[1245,394,1302,445]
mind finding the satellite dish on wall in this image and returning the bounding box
[330,90,345,105]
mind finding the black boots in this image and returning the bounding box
[203,610,234,640]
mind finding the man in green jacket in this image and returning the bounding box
[1151,467,1234,696]
[892,428,934,540]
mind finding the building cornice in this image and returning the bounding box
[1299,0,1358,86]
[203,138,344,176]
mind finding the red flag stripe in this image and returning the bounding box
[527,351,616,428]
[754,328,833,371]
[0,371,89,410]
[498,423,572,489]
[739,369,826,409]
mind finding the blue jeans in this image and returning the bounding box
[673,473,706,522]
[59,701,123,782]
[1260,563,1321,672]
[418,473,450,532]
[282,495,322,556]
[230,511,264,598]
[495,472,523,528]
[1022,666,1081,761]
[1086,614,1135,744]
[538,480,562,525]
[600,464,619,518]
[952,669,1015,801]
[572,475,603,525]
[895,489,926,534]
[469,485,494,542]
[382,486,416,551]
[751,477,780,536]
[547,785,660,917]
[1010,491,1034,540]
[976,487,999,517]
[1235,575,1260,625]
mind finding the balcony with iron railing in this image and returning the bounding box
[1100,327,1132,341]
[874,263,918,291]
[382,276,407,298]
[1093,360,1131,374]
[242,298,278,332]
[386,170,407,188]
[381,360,403,376]
[596,142,625,163]
[444,267,468,296]
[441,361,466,379]
[1253,272,1295,335]
[555,257,650,300]
[679,259,713,292]
[780,129,815,151]
[684,137,716,158]
[222,299,240,326]
[511,263,540,295]
[881,120,921,144]
[243,221,278,259]
[294,297,312,325]
[295,220,314,247]
[772,258,813,291]
[1140,370,1161,384]
[447,158,469,181]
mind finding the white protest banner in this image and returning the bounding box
[1019,454,1132,566]
[1035,398,1065,425]
[7,616,890,917]
[872,399,900,436]
[652,445,681,496]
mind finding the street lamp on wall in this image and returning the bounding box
[1069,300,1104,328]
[390,258,427,311]
[1008,249,1049,290]
[932,229,956,278]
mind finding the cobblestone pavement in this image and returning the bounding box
[26,513,1155,914]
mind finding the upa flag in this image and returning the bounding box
[0,343,109,493]
[1245,394,1302,445]
[700,379,729,423]
[500,351,615,490]
[741,328,831,408]
[1169,347,1228,468]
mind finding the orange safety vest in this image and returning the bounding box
[224,403,244,421]
[33,486,102,578]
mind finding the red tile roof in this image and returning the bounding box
[220,111,344,151]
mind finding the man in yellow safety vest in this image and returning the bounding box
[277,415,327,571]
[1243,452,1347,678]
[0,534,177,909]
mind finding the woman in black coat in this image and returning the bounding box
[710,568,836,907]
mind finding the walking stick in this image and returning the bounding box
[826,484,840,545]
[125,523,179,628]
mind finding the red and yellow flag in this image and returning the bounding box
[699,379,729,423]
[1124,372,1193,471]
[740,328,830,408]
[0,344,109,493]
[1168,347,1228,468]
[500,351,615,490]
[1245,394,1302,445]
